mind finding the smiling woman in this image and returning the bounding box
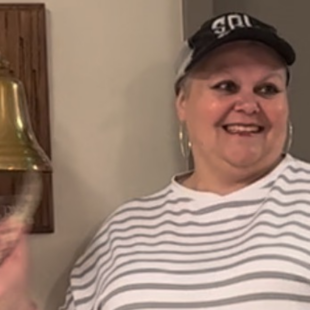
[55,12,310,310]
[176,40,290,195]
[6,8,310,310]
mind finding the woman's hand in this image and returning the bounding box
[0,232,36,310]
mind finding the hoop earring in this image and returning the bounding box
[284,121,293,154]
[179,122,192,159]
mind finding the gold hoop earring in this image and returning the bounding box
[179,122,192,159]
[284,121,293,154]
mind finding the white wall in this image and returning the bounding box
[3,1,184,309]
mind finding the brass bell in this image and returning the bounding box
[0,55,51,172]
[0,54,51,266]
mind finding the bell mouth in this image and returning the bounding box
[0,144,51,171]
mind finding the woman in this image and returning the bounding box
[2,11,310,310]
[59,12,310,310]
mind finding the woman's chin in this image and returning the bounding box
[222,149,265,168]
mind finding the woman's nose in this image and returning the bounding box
[233,95,260,114]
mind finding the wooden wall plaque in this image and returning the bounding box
[0,3,54,233]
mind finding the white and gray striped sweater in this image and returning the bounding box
[61,154,310,310]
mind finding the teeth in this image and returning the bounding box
[225,125,261,133]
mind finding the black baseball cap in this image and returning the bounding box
[175,12,296,93]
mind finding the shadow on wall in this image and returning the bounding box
[112,61,185,200]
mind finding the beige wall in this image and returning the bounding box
[1,1,183,309]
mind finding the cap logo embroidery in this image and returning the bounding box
[211,14,252,38]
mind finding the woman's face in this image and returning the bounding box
[176,41,289,172]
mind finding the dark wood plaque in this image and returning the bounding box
[0,3,53,233]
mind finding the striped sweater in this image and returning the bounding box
[60,154,310,310]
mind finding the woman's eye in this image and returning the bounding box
[256,83,280,96]
[212,81,238,93]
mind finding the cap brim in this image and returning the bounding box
[187,27,296,72]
